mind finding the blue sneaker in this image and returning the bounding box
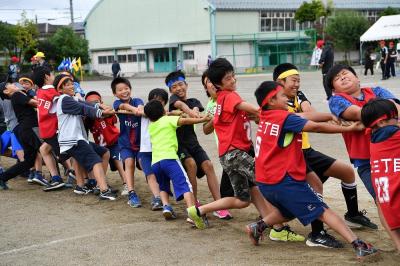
[162,205,177,220]
[32,171,50,186]
[43,176,65,191]
[0,178,9,190]
[127,191,141,208]
[27,170,35,183]
[151,196,163,211]
[73,185,91,195]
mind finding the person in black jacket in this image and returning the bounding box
[319,41,334,101]
[111,60,121,79]
[364,47,375,76]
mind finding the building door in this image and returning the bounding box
[153,48,176,73]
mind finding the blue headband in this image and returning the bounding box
[167,76,185,88]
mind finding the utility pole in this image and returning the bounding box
[69,0,74,25]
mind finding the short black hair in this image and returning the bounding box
[111,77,131,94]
[148,88,168,103]
[201,69,210,97]
[165,70,185,90]
[53,74,73,90]
[254,81,281,110]
[144,99,165,122]
[361,99,398,128]
[325,64,357,92]
[32,66,51,88]
[207,58,234,89]
[273,63,298,81]
[85,90,102,100]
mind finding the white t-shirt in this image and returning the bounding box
[139,117,152,152]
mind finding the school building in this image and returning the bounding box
[84,0,400,76]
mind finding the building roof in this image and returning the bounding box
[207,0,400,10]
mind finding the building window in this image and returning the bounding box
[107,55,114,64]
[98,56,107,64]
[117,54,127,63]
[183,50,194,60]
[261,10,312,32]
[128,54,137,62]
[138,54,145,62]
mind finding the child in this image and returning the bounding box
[246,80,377,260]
[0,82,41,189]
[327,64,400,200]
[186,58,279,231]
[166,70,229,219]
[33,66,66,190]
[144,99,209,220]
[112,77,143,207]
[19,73,37,98]
[54,74,116,200]
[361,99,400,252]
[85,91,128,196]
[273,63,377,247]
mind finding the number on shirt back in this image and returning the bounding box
[254,136,261,158]
[375,177,390,203]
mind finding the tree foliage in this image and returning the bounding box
[379,6,400,17]
[47,27,89,64]
[325,12,370,61]
[295,0,327,23]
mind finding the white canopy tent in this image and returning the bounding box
[360,15,400,62]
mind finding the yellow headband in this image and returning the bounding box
[277,69,299,80]
[57,76,72,90]
[18,77,34,85]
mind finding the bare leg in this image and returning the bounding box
[160,191,170,206]
[34,153,42,172]
[319,208,357,243]
[101,151,110,174]
[16,149,24,162]
[124,158,135,191]
[74,162,86,187]
[183,192,196,208]
[376,203,400,251]
[90,163,108,191]
[114,159,127,183]
[147,174,160,197]
[184,158,197,199]
[39,143,59,177]
[201,160,221,200]
[198,197,250,215]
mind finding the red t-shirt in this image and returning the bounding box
[90,115,120,147]
[36,85,59,139]
[213,90,252,156]
[255,110,306,185]
[370,129,400,230]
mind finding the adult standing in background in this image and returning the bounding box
[35,52,51,70]
[364,47,375,76]
[7,56,20,83]
[319,41,334,101]
[30,56,38,72]
[379,40,389,80]
[310,40,324,68]
[112,60,121,79]
[387,41,397,78]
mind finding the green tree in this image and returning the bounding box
[379,6,400,17]
[48,27,89,65]
[325,12,370,62]
[14,12,39,63]
[0,22,17,57]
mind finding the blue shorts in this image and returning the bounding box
[66,141,108,172]
[257,175,328,226]
[120,147,138,162]
[107,144,121,161]
[138,152,153,177]
[1,130,23,157]
[152,159,192,201]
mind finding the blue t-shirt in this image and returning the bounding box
[278,114,308,147]
[329,87,396,118]
[371,125,400,143]
[113,97,144,151]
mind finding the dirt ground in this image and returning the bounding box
[0,68,400,265]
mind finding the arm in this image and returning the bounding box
[27,98,38,107]
[203,118,214,135]
[177,115,210,126]
[116,103,143,116]
[174,100,199,118]
[302,120,363,134]
[297,111,337,122]
[236,101,259,116]
[61,96,103,119]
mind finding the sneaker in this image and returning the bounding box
[43,176,65,191]
[213,209,233,220]
[73,185,91,195]
[352,239,379,260]
[0,178,9,190]
[245,222,264,246]
[99,188,117,200]
[269,225,305,242]
[187,206,206,229]
[92,186,100,195]
[120,183,129,196]
[151,196,163,211]
[127,191,141,208]
[162,205,177,220]
[345,210,378,230]
[306,230,344,248]
[27,170,35,183]
[32,172,50,186]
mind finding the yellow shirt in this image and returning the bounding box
[287,92,311,149]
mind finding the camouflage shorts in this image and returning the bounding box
[219,149,255,202]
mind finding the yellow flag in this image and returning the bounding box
[76,57,82,69]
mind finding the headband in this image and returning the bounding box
[368,113,398,128]
[277,69,299,80]
[86,94,101,102]
[18,77,34,85]
[167,76,185,88]
[261,86,283,108]
[56,76,72,90]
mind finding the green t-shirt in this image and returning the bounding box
[149,115,180,164]
[205,98,219,145]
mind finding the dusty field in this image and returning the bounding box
[0,68,400,265]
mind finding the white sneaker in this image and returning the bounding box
[121,183,129,196]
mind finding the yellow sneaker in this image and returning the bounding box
[269,226,305,242]
[187,206,206,229]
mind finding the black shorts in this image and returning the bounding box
[66,140,108,172]
[178,143,210,178]
[303,148,336,183]
[43,135,72,163]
